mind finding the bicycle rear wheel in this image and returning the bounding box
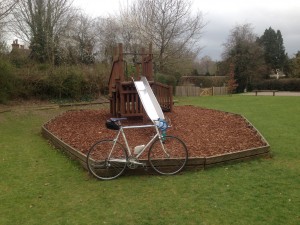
[148,136,188,175]
[87,140,127,180]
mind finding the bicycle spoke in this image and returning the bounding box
[148,136,188,175]
[87,140,127,180]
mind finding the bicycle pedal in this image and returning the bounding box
[142,164,148,171]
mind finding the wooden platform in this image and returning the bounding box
[108,43,173,118]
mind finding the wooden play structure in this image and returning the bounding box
[108,43,173,118]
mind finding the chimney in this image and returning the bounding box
[12,39,20,49]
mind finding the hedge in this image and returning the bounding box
[252,78,300,91]
[0,59,110,102]
[0,59,17,103]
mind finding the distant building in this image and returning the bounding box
[10,39,31,65]
[11,39,30,54]
[269,69,286,79]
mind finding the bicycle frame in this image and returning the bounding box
[108,122,167,162]
[87,117,188,180]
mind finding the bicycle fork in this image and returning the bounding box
[156,127,170,158]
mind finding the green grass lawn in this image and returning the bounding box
[0,96,299,225]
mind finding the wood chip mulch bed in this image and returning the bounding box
[44,105,268,158]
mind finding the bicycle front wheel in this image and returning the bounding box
[87,140,127,180]
[148,136,188,175]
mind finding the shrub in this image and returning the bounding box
[13,63,50,99]
[47,66,85,99]
[1,61,111,102]
[252,78,300,91]
[9,48,30,68]
[155,73,177,87]
[81,64,110,97]
[0,59,16,103]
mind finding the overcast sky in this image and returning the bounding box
[73,0,300,61]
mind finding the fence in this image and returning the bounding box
[212,86,228,95]
[175,86,228,96]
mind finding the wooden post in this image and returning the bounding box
[169,86,173,112]
[118,43,124,82]
[113,46,119,80]
[141,47,146,77]
[148,43,153,81]
[141,43,154,81]
[136,64,140,80]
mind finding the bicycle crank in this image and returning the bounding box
[127,157,145,169]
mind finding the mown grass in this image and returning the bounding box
[0,96,299,225]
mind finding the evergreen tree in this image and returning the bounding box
[290,51,300,78]
[258,27,287,71]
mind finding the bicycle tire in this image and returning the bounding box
[86,139,127,180]
[148,136,188,175]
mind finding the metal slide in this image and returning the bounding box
[133,76,165,121]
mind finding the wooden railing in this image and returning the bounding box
[117,81,143,117]
[152,82,173,112]
[110,81,173,118]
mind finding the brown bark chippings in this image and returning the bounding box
[45,106,267,157]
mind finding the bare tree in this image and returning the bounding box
[222,24,267,92]
[121,0,206,72]
[0,0,18,21]
[118,7,140,54]
[222,24,257,59]
[11,0,75,64]
[198,55,217,75]
[64,13,97,64]
[0,0,19,48]
[94,16,121,62]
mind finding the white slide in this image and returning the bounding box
[133,76,164,121]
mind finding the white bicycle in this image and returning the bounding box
[86,118,188,180]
